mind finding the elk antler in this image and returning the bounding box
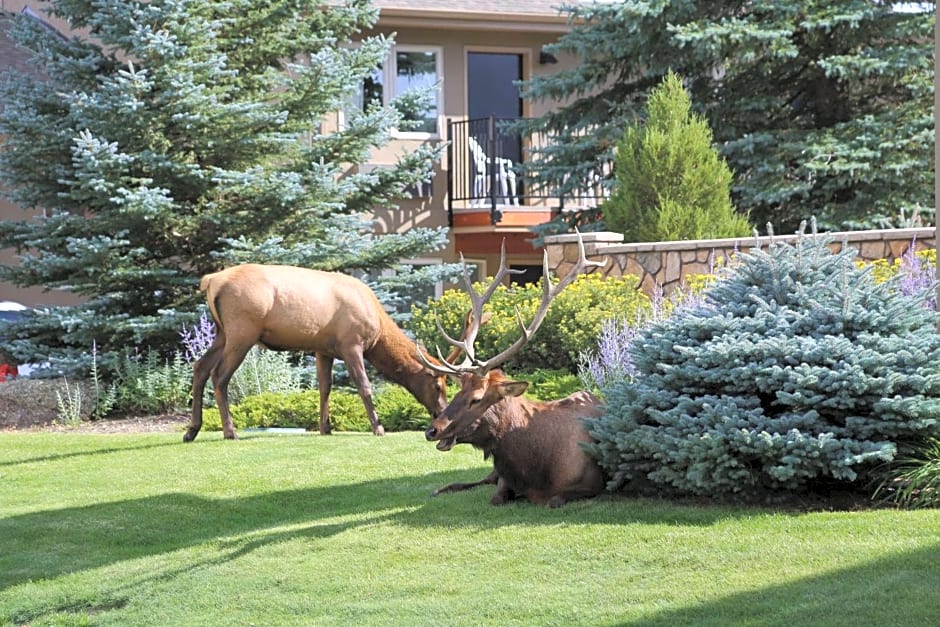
[420,230,603,376]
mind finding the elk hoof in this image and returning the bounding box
[223,432,238,440]
[374,425,385,436]
[182,430,198,443]
[548,496,566,508]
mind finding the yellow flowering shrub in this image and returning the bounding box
[408,273,650,373]
[862,249,936,284]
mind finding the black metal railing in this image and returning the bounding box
[446,116,610,226]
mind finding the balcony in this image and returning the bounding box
[445,116,610,229]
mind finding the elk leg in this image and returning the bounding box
[315,353,333,435]
[185,332,226,443]
[547,486,601,509]
[210,341,253,440]
[490,477,518,506]
[341,348,385,436]
[432,468,498,496]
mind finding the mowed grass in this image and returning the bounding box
[1,430,938,626]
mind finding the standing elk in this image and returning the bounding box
[420,234,607,507]
[184,264,461,443]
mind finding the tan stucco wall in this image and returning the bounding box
[545,228,938,296]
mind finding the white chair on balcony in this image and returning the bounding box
[468,136,518,206]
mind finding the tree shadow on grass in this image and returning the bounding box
[0,439,182,468]
[0,468,749,592]
[610,542,940,626]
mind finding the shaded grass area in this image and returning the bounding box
[1,431,938,626]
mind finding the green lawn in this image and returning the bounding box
[1,430,938,626]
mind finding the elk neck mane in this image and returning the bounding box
[496,389,601,428]
[364,312,435,386]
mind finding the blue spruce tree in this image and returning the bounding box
[0,0,452,374]
[586,222,940,498]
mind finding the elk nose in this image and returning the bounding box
[425,427,438,441]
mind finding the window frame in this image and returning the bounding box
[344,44,444,139]
[388,45,444,139]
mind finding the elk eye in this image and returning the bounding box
[469,398,481,407]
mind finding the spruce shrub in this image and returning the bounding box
[586,224,940,497]
[409,273,649,373]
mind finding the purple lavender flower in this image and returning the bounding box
[578,317,638,391]
[579,280,713,392]
[180,312,217,364]
[897,239,936,310]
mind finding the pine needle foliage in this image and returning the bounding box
[586,221,940,498]
[604,72,752,242]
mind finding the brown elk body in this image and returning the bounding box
[428,370,604,507]
[185,263,449,442]
[420,232,606,507]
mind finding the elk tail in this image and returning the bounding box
[199,271,225,330]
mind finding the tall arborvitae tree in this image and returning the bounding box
[519,2,934,237]
[605,72,752,242]
[0,0,453,374]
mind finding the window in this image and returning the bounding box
[361,64,384,112]
[393,48,440,135]
[509,265,543,287]
[349,46,442,137]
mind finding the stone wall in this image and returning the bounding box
[544,228,936,295]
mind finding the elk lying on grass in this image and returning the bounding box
[421,234,607,507]
[185,264,456,442]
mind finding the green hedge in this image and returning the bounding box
[199,383,438,433]
[198,369,583,433]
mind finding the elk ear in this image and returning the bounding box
[496,380,529,398]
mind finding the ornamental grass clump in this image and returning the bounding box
[585,222,940,498]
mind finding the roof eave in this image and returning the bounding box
[376,8,574,33]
